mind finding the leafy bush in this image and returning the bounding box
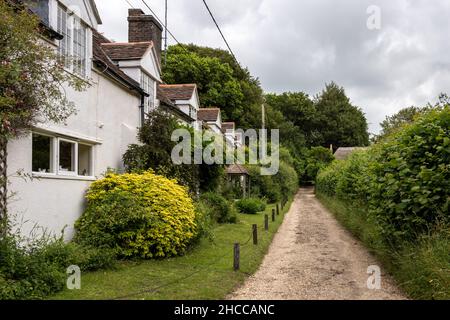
[199,192,237,224]
[369,107,450,241]
[317,106,450,242]
[75,171,198,259]
[123,109,224,193]
[298,146,335,183]
[193,201,215,242]
[315,160,344,197]
[236,198,266,215]
[0,233,115,300]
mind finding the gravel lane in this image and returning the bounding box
[229,188,406,300]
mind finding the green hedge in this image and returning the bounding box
[317,107,450,243]
[236,198,267,215]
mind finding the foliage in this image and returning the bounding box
[162,45,245,121]
[314,82,370,148]
[0,0,86,234]
[316,106,450,243]
[0,233,115,300]
[74,172,198,259]
[370,107,450,241]
[378,106,426,141]
[0,0,85,139]
[235,198,266,215]
[123,108,224,193]
[199,192,237,224]
[192,201,215,243]
[298,146,335,183]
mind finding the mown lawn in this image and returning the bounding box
[51,200,293,300]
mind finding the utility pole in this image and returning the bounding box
[261,98,266,130]
[164,0,168,66]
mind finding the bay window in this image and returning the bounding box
[32,133,94,178]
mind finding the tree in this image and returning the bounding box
[378,106,425,140]
[314,82,369,149]
[123,109,224,193]
[0,1,85,234]
[163,44,266,127]
[162,45,245,121]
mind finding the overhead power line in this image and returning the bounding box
[201,0,239,65]
[124,0,134,8]
[139,0,189,53]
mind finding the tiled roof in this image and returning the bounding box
[156,84,175,107]
[198,108,221,122]
[226,164,249,175]
[158,84,196,101]
[101,42,153,60]
[334,147,368,160]
[92,31,143,94]
[222,122,235,131]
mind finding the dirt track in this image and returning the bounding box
[229,188,406,300]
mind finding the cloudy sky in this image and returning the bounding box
[96,0,450,134]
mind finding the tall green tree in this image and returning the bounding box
[314,82,369,149]
[0,1,85,234]
[163,45,245,121]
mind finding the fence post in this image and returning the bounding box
[233,243,240,271]
[252,224,258,245]
[264,214,269,231]
[272,209,275,222]
[276,204,280,216]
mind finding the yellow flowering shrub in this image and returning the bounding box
[74,171,197,259]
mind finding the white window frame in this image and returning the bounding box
[32,132,95,179]
[141,71,156,115]
[57,3,89,78]
[57,137,77,176]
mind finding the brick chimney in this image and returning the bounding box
[128,9,163,63]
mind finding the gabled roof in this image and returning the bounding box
[158,84,197,101]
[226,164,249,175]
[101,42,153,60]
[89,0,102,25]
[156,84,175,107]
[92,30,144,95]
[198,108,221,122]
[222,122,235,131]
[334,147,368,160]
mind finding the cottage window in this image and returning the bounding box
[32,133,94,178]
[32,133,54,174]
[59,139,76,174]
[57,4,89,77]
[141,72,155,115]
[78,143,93,176]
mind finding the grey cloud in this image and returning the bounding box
[96,0,450,133]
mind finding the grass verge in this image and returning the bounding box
[50,200,293,300]
[317,192,450,300]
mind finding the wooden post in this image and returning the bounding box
[276,203,280,216]
[252,224,258,245]
[233,243,240,271]
[272,209,275,222]
[264,214,269,231]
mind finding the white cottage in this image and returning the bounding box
[7,2,173,239]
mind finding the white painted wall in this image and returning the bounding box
[7,70,141,240]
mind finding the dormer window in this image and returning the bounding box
[141,72,155,115]
[57,4,89,78]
